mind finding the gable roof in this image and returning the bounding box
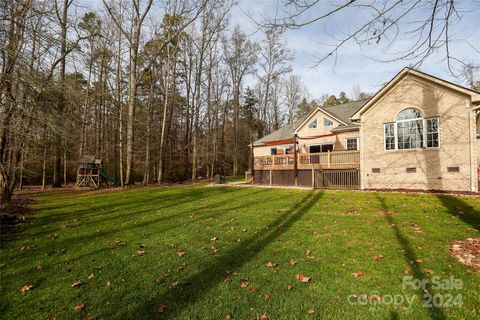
[253,116,306,146]
[351,67,480,121]
[253,99,368,146]
[319,99,369,127]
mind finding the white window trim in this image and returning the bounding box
[384,123,395,152]
[383,117,440,152]
[323,117,333,127]
[345,137,359,151]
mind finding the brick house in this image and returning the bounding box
[252,68,480,192]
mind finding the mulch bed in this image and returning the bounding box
[450,238,480,272]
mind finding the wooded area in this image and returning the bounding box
[1,0,478,203]
[0,0,318,202]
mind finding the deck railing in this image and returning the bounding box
[254,150,360,170]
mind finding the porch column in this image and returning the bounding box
[293,133,298,186]
[250,136,254,183]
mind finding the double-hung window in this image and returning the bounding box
[426,118,439,148]
[384,123,395,150]
[346,138,359,150]
[384,108,439,151]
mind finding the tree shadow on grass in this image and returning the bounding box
[6,189,280,279]
[31,187,237,229]
[375,195,445,320]
[435,194,480,231]
[133,191,323,319]
[27,187,244,239]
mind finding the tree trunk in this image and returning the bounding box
[52,0,69,188]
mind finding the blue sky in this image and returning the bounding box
[230,0,480,98]
[85,0,479,98]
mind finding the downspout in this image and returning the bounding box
[468,103,477,192]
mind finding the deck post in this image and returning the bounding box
[293,134,298,186]
[250,138,254,183]
[311,167,314,189]
[269,169,272,186]
[327,150,331,168]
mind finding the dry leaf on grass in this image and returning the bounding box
[372,255,384,261]
[211,236,218,241]
[176,251,186,257]
[306,249,312,256]
[352,271,364,278]
[20,285,32,293]
[73,304,85,313]
[287,284,293,290]
[240,282,249,288]
[296,274,310,283]
[289,259,297,266]
[226,314,233,320]
[307,308,315,314]
[87,273,95,280]
[266,262,277,269]
[250,287,258,293]
[133,250,145,257]
[156,306,167,313]
[71,280,83,287]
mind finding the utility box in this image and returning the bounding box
[214,174,225,184]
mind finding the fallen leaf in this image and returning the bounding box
[133,250,145,257]
[242,228,247,232]
[240,277,249,281]
[307,308,315,314]
[20,285,32,293]
[250,287,258,293]
[211,236,218,241]
[296,274,310,283]
[266,262,277,269]
[289,259,297,266]
[226,314,233,320]
[71,280,83,287]
[287,284,293,290]
[87,273,95,280]
[352,271,364,278]
[415,259,423,263]
[156,306,167,313]
[85,315,93,320]
[177,251,186,257]
[139,243,146,248]
[306,249,312,256]
[372,255,384,261]
[240,282,249,288]
[263,293,270,300]
[74,304,85,313]
[259,314,268,320]
[424,269,434,274]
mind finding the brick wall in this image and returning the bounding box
[360,75,475,192]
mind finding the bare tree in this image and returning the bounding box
[259,0,479,72]
[223,25,259,176]
[258,28,293,131]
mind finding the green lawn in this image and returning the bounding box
[1,185,479,319]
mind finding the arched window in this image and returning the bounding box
[384,108,439,150]
[396,108,423,149]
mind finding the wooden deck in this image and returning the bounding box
[254,150,360,170]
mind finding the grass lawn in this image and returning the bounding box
[1,185,479,319]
